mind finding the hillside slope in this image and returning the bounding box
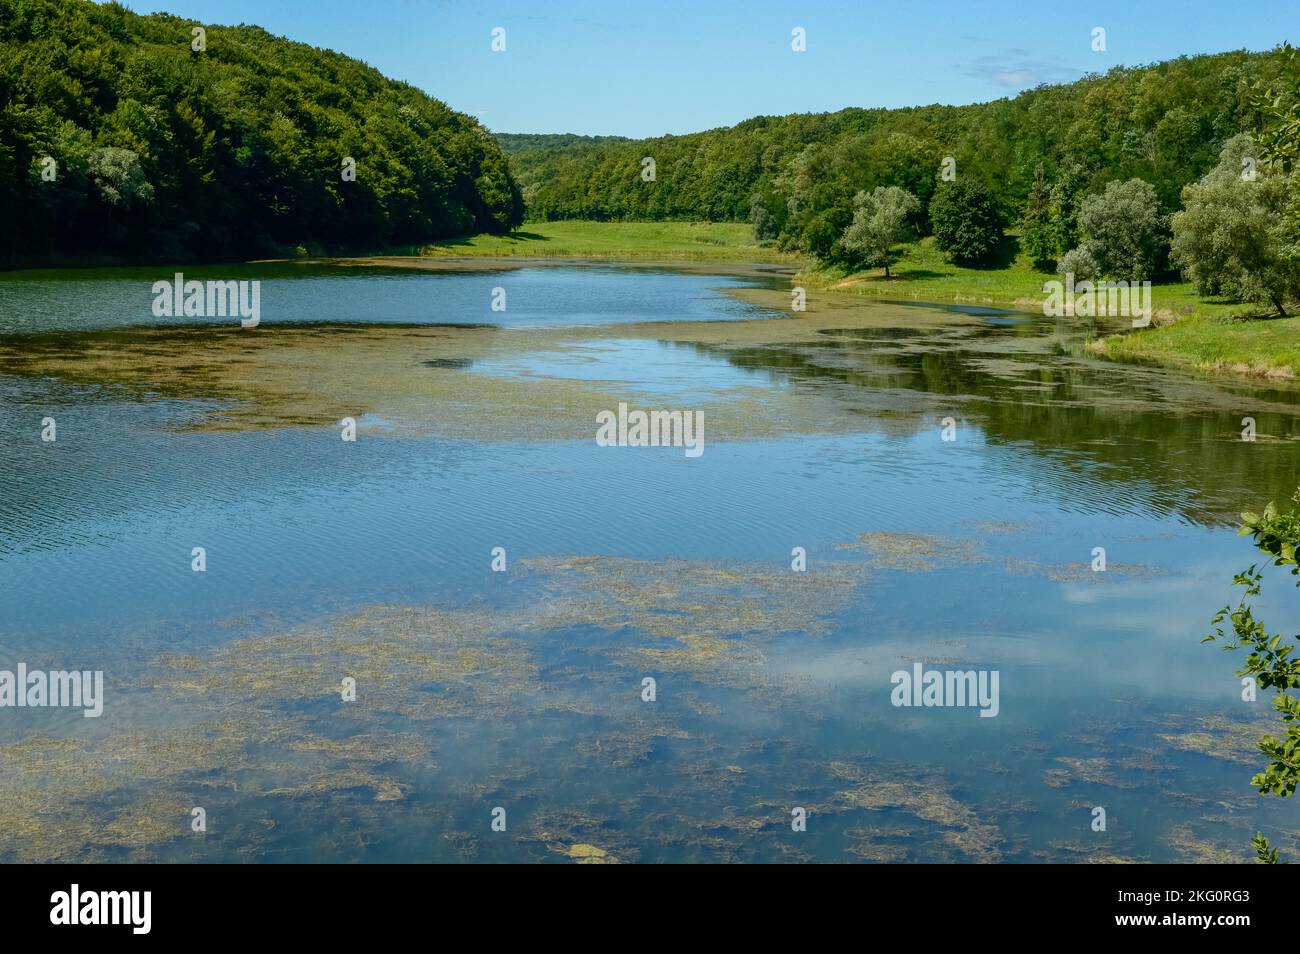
[493,132,629,155]
[0,0,524,265]
[507,47,1289,244]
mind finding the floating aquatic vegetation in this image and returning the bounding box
[524,555,865,633]
[1043,756,1137,790]
[441,830,480,861]
[0,548,879,861]
[574,724,689,769]
[265,766,411,802]
[1159,713,1275,765]
[836,532,987,571]
[0,320,898,443]
[1004,557,1167,583]
[523,807,639,864]
[1165,824,1251,864]
[1043,840,1146,864]
[833,774,1003,863]
[0,705,450,861]
[630,633,761,675]
[520,555,868,692]
[157,604,539,720]
[0,717,259,861]
[99,794,194,848]
[844,825,914,862]
[670,759,754,795]
[286,731,432,765]
[0,538,1281,862]
[962,519,1033,536]
[556,843,619,864]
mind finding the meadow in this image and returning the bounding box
[415,221,1287,381]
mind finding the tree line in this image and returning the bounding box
[508,45,1300,313]
[0,0,524,266]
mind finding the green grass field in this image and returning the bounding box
[800,235,1257,319]
[420,220,799,262]
[423,221,1290,382]
[1089,313,1300,380]
[810,238,1291,381]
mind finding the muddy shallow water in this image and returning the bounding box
[0,259,1298,862]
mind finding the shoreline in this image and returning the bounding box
[5,218,1291,387]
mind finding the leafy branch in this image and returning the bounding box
[1204,499,1300,862]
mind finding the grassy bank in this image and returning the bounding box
[799,236,1256,320]
[422,221,1291,383]
[420,220,799,263]
[800,236,1296,383]
[1088,314,1300,381]
[427,223,1253,320]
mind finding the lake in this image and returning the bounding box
[1,259,1298,862]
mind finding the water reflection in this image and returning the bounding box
[0,263,1298,862]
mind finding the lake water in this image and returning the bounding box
[1,259,1298,863]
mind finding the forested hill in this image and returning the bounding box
[507,47,1291,248]
[493,132,629,155]
[0,0,524,266]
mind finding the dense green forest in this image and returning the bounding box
[0,0,524,265]
[493,132,628,155]
[4,0,1293,277]
[507,47,1296,262]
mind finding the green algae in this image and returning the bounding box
[0,542,1281,863]
[1043,756,1137,790]
[1166,824,1252,863]
[158,604,539,720]
[836,532,987,571]
[1159,713,1277,765]
[834,780,1003,863]
[0,318,892,442]
[557,843,619,864]
[523,807,640,864]
[574,726,689,769]
[1043,841,1147,864]
[1004,557,1168,583]
[844,825,913,862]
[821,760,1004,863]
[0,548,868,861]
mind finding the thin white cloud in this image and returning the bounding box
[964,52,1085,90]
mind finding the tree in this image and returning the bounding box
[1251,44,1300,175]
[1056,245,1101,281]
[1046,158,1091,259]
[776,134,882,259]
[1205,494,1300,863]
[839,186,919,277]
[1250,44,1300,296]
[1170,135,1300,317]
[929,180,1003,264]
[1071,178,1166,281]
[1019,164,1056,267]
[0,0,524,264]
[503,45,1292,265]
[749,192,780,243]
[88,147,154,209]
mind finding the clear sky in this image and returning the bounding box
[113,0,1299,138]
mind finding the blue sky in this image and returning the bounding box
[115,0,1298,137]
